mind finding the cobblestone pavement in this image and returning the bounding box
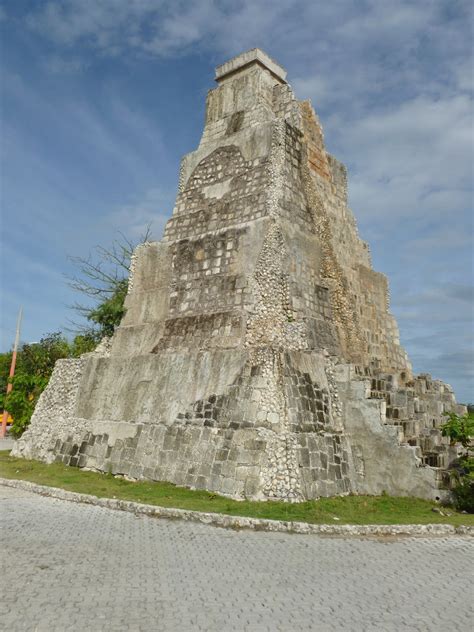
[1,485,472,632]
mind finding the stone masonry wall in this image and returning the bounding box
[14,358,88,463]
[13,49,466,502]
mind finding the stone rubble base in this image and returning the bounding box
[1,477,472,538]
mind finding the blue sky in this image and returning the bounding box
[0,0,473,401]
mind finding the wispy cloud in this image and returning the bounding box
[102,187,173,242]
[25,0,204,57]
[326,94,473,225]
[24,1,468,71]
[41,55,88,74]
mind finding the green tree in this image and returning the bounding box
[67,228,151,339]
[0,351,12,407]
[1,333,71,436]
[3,373,48,437]
[70,332,99,356]
[19,332,70,378]
[441,412,474,449]
[441,412,474,513]
[86,278,129,337]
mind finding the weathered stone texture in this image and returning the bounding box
[14,49,466,501]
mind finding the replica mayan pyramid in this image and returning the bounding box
[14,49,466,501]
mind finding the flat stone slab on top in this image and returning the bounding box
[215,48,287,83]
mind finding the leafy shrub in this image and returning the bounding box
[70,332,100,356]
[441,412,474,512]
[449,456,474,513]
[441,412,474,448]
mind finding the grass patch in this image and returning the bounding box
[1,451,472,526]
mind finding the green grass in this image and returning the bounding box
[1,451,472,526]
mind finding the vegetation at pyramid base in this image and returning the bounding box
[449,455,474,513]
[0,451,473,525]
[441,411,474,448]
[441,411,474,512]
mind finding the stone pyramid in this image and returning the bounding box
[14,49,466,501]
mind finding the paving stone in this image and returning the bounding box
[1,485,473,632]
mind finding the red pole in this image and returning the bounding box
[1,307,23,438]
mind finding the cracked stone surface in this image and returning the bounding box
[1,485,472,632]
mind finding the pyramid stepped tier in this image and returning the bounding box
[14,49,466,501]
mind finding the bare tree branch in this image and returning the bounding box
[66,225,153,335]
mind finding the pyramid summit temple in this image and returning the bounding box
[14,49,466,501]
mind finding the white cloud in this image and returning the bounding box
[332,94,474,224]
[20,1,430,61]
[103,187,173,242]
[399,227,471,259]
[26,0,206,56]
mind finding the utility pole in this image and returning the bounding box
[1,307,23,438]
